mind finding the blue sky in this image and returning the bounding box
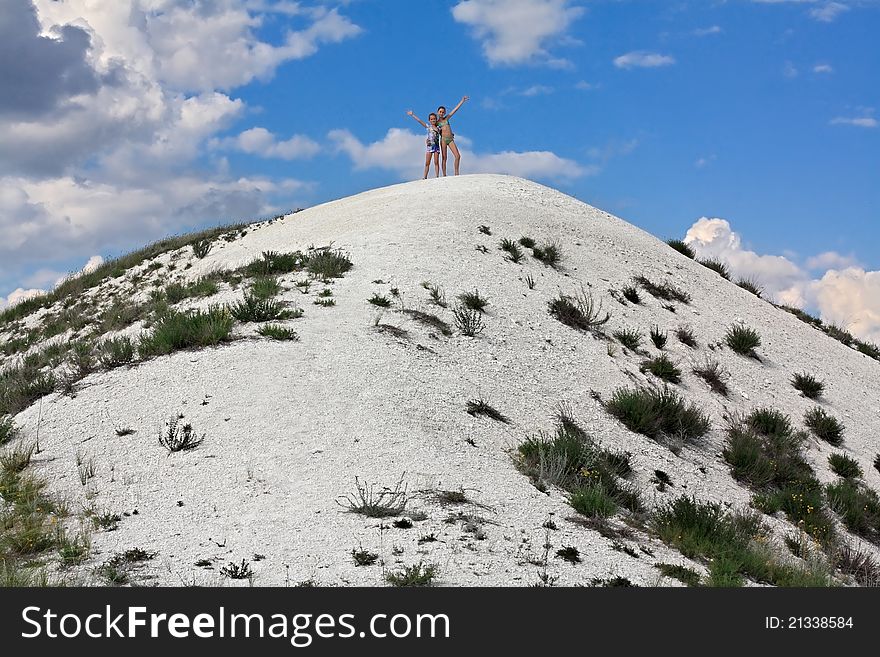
[2,0,878,338]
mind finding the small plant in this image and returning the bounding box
[385,562,437,587]
[351,546,378,566]
[0,416,18,446]
[97,336,135,368]
[422,282,448,308]
[640,354,682,384]
[649,325,667,349]
[532,240,562,268]
[306,247,353,280]
[656,563,701,586]
[158,415,204,452]
[220,559,254,580]
[622,285,641,304]
[466,398,510,423]
[478,225,492,235]
[556,546,581,563]
[605,387,711,443]
[191,239,212,259]
[804,407,844,446]
[736,277,763,298]
[314,298,336,307]
[613,328,642,351]
[137,306,232,358]
[692,357,729,396]
[675,326,698,348]
[250,276,282,300]
[257,324,299,341]
[524,274,536,290]
[458,289,489,312]
[229,293,291,322]
[825,479,880,538]
[699,258,730,280]
[747,407,792,437]
[367,293,392,308]
[725,323,761,358]
[828,453,862,480]
[57,527,91,567]
[826,323,854,347]
[548,288,610,333]
[76,450,96,485]
[499,239,525,263]
[633,275,690,304]
[666,239,695,259]
[475,244,488,254]
[453,306,485,336]
[338,476,407,517]
[569,485,618,519]
[401,309,452,336]
[392,518,413,529]
[791,372,824,399]
[518,236,536,249]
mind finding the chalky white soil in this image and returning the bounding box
[8,174,880,586]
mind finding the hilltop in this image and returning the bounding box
[2,174,879,587]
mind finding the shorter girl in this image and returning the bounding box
[406,110,440,179]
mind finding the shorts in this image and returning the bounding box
[427,143,440,154]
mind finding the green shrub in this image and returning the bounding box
[458,289,489,313]
[699,258,731,280]
[854,339,880,361]
[605,387,710,443]
[621,285,641,304]
[257,324,299,341]
[165,278,219,304]
[569,484,618,519]
[250,276,282,300]
[0,416,18,446]
[655,563,701,586]
[385,563,437,587]
[640,354,682,383]
[736,278,763,298]
[725,323,761,358]
[241,251,307,276]
[666,239,695,259]
[747,407,792,437]
[828,453,862,480]
[0,365,56,416]
[825,323,854,347]
[791,372,824,399]
[97,336,135,368]
[675,326,698,348]
[229,294,292,322]
[367,293,392,308]
[137,307,232,358]
[826,479,880,538]
[531,240,562,268]
[653,496,760,562]
[804,407,844,446]
[548,289,610,332]
[633,276,691,304]
[518,236,536,249]
[499,239,525,263]
[306,248,353,279]
[191,239,212,259]
[649,325,667,349]
[613,328,642,351]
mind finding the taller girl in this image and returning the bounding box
[437,95,469,176]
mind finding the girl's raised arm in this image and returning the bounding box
[445,95,469,119]
[406,110,428,129]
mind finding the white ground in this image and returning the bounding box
[8,174,880,586]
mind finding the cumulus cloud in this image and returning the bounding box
[613,51,676,69]
[0,288,46,310]
[683,217,880,343]
[213,127,321,159]
[328,128,592,181]
[451,0,584,66]
[809,2,850,22]
[813,63,834,74]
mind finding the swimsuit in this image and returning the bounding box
[438,119,454,144]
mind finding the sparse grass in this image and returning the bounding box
[736,277,763,298]
[1,442,35,476]
[804,407,845,446]
[351,546,379,566]
[241,250,307,277]
[649,325,667,349]
[401,309,452,336]
[499,239,525,263]
[834,544,880,587]
[0,416,19,446]
[0,365,57,416]
[229,293,291,322]
[826,323,854,347]
[338,476,407,518]
[791,372,824,399]
[605,387,711,443]
[478,225,491,235]
[655,563,701,586]
[466,399,510,424]
[220,559,254,580]
[385,562,437,587]
[828,453,862,480]
[421,282,447,308]
[97,336,135,369]
[622,285,641,304]
[313,298,336,307]
[548,288,610,333]
[158,415,205,452]
[367,293,392,308]
[613,328,642,351]
[665,239,695,259]
[531,240,562,268]
[76,450,96,485]
[640,354,682,384]
[524,274,536,290]
[249,276,282,300]
[556,546,581,563]
[56,526,91,567]
[453,306,485,337]
[191,239,212,259]
[257,324,299,341]
[675,326,698,348]
[854,339,880,361]
[633,275,691,304]
[570,485,618,519]
[747,407,793,437]
[165,277,220,304]
[725,323,761,358]
[699,258,731,280]
[458,289,489,313]
[306,247,353,280]
[137,306,232,358]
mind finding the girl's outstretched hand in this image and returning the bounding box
[406,110,414,116]
[462,95,469,102]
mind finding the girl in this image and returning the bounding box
[406,110,441,179]
[437,95,469,176]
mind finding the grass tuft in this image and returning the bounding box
[675,326,698,348]
[453,306,486,337]
[725,323,761,358]
[531,240,562,268]
[367,293,392,308]
[605,387,710,444]
[338,476,407,518]
[804,407,844,446]
[548,288,610,333]
[385,562,437,587]
[666,239,695,259]
[138,307,232,358]
[499,239,525,263]
[458,290,489,313]
[828,453,862,480]
[229,294,292,322]
[791,372,824,399]
[736,277,763,298]
[158,415,205,453]
[633,276,691,304]
[257,324,299,341]
[649,325,667,349]
[699,258,731,280]
[640,354,682,384]
[466,399,510,424]
[621,285,641,304]
[97,336,135,368]
[613,328,642,351]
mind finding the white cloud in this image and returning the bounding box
[213,127,321,159]
[574,80,596,90]
[0,288,46,310]
[830,116,878,128]
[693,25,722,36]
[451,0,584,66]
[520,85,554,96]
[328,128,593,181]
[695,155,716,169]
[783,61,799,78]
[613,51,676,69]
[683,217,880,343]
[813,63,834,73]
[809,2,850,22]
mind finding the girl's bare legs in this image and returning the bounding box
[440,142,448,177]
[447,140,462,175]
[423,151,432,179]
[432,152,440,177]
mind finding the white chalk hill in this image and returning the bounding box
[8,174,880,586]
